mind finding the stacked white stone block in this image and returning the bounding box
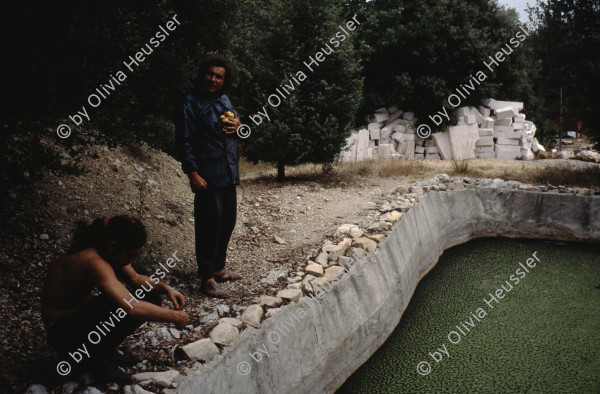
[340,98,542,162]
[479,98,538,161]
[341,106,420,162]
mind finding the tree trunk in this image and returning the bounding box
[277,160,285,181]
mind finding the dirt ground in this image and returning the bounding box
[1,135,598,393]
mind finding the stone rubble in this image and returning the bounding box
[341,99,546,161]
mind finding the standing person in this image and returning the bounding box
[42,216,188,383]
[175,54,242,298]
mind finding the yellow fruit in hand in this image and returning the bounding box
[223,111,236,118]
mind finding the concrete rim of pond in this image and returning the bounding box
[174,178,600,394]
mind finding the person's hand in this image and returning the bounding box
[174,310,189,330]
[167,289,185,310]
[222,117,242,135]
[188,172,207,193]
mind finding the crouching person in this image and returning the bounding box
[42,216,189,383]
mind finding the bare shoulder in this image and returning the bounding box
[70,248,116,282]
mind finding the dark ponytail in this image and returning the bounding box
[68,215,147,253]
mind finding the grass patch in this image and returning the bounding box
[335,159,433,179]
[451,158,470,174]
[533,165,600,188]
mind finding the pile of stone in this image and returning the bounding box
[340,106,420,162]
[341,98,545,162]
[476,98,543,160]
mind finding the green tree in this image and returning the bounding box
[0,0,243,152]
[233,0,363,179]
[529,0,600,145]
[347,0,534,127]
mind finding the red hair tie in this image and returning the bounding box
[104,218,109,227]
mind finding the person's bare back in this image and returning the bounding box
[42,216,188,383]
[42,249,105,323]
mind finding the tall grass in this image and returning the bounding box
[451,158,469,174]
[533,165,600,187]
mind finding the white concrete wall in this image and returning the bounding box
[176,188,600,394]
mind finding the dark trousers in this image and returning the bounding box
[46,292,162,369]
[194,184,237,280]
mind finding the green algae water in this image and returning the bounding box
[338,238,600,393]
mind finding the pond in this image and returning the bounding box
[338,238,600,393]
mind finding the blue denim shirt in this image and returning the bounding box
[175,78,240,190]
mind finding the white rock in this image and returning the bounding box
[210,322,239,346]
[259,295,282,307]
[132,370,180,388]
[495,144,520,152]
[349,227,364,238]
[369,129,381,140]
[494,125,515,133]
[393,124,407,133]
[356,129,370,161]
[302,274,316,293]
[153,326,174,341]
[477,152,496,159]
[432,132,452,160]
[311,277,332,293]
[324,266,345,282]
[169,328,181,339]
[377,144,395,157]
[493,131,522,139]
[260,269,287,285]
[316,252,329,267]
[495,150,521,160]
[353,237,377,252]
[575,151,600,163]
[385,109,403,124]
[181,339,219,362]
[448,124,478,160]
[481,117,495,129]
[214,304,230,316]
[402,112,415,121]
[219,317,244,328]
[495,138,520,146]
[481,98,523,111]
[306,264,324,277]
[495,118,513,126]
[554,150,575,159]
[532,138,545,153]
[475,146,494,153]
[368,122,382,132]
[374,112,389,123]
[241,304,264,328]
[335,224,358,235]
[494,107,517,119]
[521,149,535,161]
[276,288,303,302]
[82,388,103,394]
[381,211,402,223]
[61,382,78,394]
[476,137,494,146]
[124,385,155,394]
[25,385,49,394]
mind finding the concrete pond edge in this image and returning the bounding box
[164,176,600,394]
